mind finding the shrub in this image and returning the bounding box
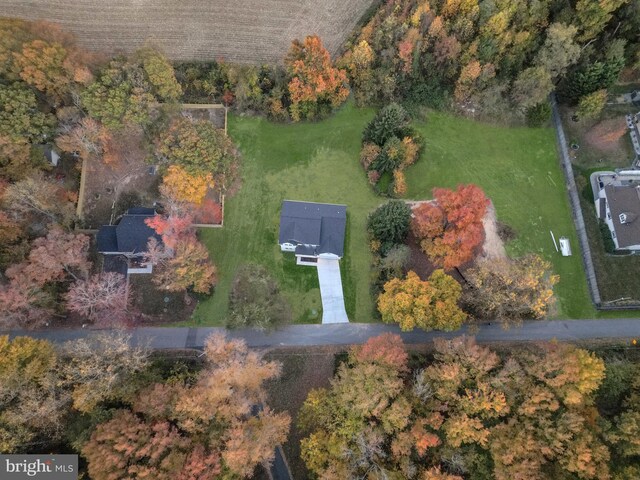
[360,143,381,170]
[577,89,607,120]
[526,103,552,127]
[362,103,410,146]
[228,264,292,331]
[376,171,394,197]
[367,170,381,185]
[367,200,412,254]
[393,170,407,197]
[371,136,405,174]
[599,220,616,254]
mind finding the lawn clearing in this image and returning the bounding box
[193,103,378,325]
[192,103,598,325]
[407,111,594,318]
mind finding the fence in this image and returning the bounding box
[550,93,602,307]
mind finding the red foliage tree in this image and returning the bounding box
[352,333,409,372]
[5,227,91,286]
[145,212,193,251]
[412,184,489,270]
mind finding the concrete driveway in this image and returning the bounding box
[316,258,349,324]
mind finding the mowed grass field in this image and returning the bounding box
[6,0,375,62]
[191,103,597,326]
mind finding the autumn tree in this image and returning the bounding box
[161,164,214,205]
[412,185,489,270]
[510,66,554,110]
[300,332,628,479]
[285,35,349,121]
[534,23,581,80]
[0,136,36,181]
[12,39,91,102]
[60,332,149,413]
[152,237,216,294]
[2,173,76,226]
[55,117,112,162]
[577,89,608,120]
[576,0,627,41]
[299,334,410,479]
[463,255,559,326]
[0,18,35,80]
[136,46,182,101]
[6,226,90,287]
[65,272,130,326]
[377,270,466,332]
[83,334,290,479]
[81,48,179,130]
[0,282,52,329]
[145,199,194,253]
[341,39,374,105]
[156,117,238,190]
[0,335,69,452]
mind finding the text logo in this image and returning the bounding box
[0,455,78,480]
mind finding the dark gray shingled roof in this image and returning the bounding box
[604,184,640,249]
[97,208,161,254]
[279,201,347,257]
[102,255,129,276]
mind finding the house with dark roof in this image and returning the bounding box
[279,200,347,265]
[593,172,640,251]
[97,207,162,274]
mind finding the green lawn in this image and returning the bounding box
[191,103,598,325]
[407,111,594,318]
[192,103,379,325]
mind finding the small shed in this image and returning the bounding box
[559,237,572,256]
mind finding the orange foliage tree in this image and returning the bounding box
[412,184,489,270]
[285,35,349,121]
[12,38,92,102]
[82,334,290,480]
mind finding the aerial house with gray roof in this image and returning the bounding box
[97,207,162,275]
[279,200,347,266]
[593,172,640,251]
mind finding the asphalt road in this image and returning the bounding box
[4,319,640,349]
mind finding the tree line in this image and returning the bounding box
[339,0,638,122]
[0,333,290,479]
[300,334,640,479]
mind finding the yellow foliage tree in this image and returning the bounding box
[377,270,466,331]
[162,165,213,205]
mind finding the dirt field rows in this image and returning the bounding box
[2,0,374,62]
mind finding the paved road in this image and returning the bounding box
[4,319,640,349]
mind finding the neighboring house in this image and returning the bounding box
[97,207,161,274]
[279,200,347,265]
[625,112,640,159]
[34,144,61,167]
[593,171,640,251]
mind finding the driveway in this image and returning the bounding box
[316,258,349,324]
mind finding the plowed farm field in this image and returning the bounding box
[2,0,375,62]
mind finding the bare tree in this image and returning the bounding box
[65,272,129,326]
[60,332,150,413]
